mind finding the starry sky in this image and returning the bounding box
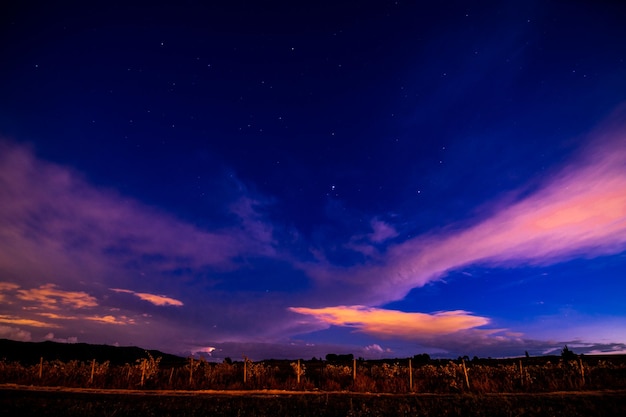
[1,0,626,360]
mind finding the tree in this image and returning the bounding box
[561,345,577,361]
[325,353,353,363]
[412,353,431,365]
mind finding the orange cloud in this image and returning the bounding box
[0,282,20,291]
[85,315,136,325]
[110,288,183,306]
[37,311,136,325]
[38,312,76,320]
[0,282,20,303]
[289,305,490,339]
[16,284,97,309]
[0,315,59,328]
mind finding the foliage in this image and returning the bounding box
[1,354,626,393]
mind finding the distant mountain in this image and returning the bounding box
[0,339,187,366]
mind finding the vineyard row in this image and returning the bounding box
[2,355,625,394]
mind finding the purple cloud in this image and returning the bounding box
[1,108,625,358]
[0,139,287,351]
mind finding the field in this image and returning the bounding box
[2,353,626,393]
[2,385,626,417]
[2,340,626,415]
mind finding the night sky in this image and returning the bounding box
[1,1,626,360]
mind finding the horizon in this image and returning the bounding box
[2,337,619,363]
[1,1,625,361]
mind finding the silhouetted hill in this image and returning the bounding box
[0,339,186,366]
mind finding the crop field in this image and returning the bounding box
[2,353,626,393]
[2,353,626,416]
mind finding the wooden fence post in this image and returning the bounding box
[297,359,301,384]
[579,358,585,386]
[189,357,194,385]
[409,359,413,391]
[39,357,43,380]
[519,359,523,386]
[243,356,247,384]
[90,359,96,384]
[462,359,470,390]
[140,359,146,387]
[353,358,356,381]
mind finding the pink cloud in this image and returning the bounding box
[304,118,626,305]
[369,219,398,243]
[111,288,183,307]
[289,305,490,339]
[1,110,624,357]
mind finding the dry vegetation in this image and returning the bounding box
[2,353,626,394]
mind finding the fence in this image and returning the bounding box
[1,355,625,393]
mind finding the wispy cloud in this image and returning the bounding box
[0,140,278,291]
[16,284,98,310]
[0,139,287,350]
[37,311,136,325]
[304,118,626,305]
[0,315,58,328]
[0,282,20,303]
[0,282,139,337]
[0,112,624,357]
[289,305,490,339]
[369,219,398,243]
[85,315,136,325]
[111,288,183,307]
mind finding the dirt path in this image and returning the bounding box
[2,383,626,397]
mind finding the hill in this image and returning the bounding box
[0,339,186,366]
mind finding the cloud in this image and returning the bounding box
[85,315,136,325]
[38,312,79,320]
[0,140,278,291]
[0,315,58,328]
[43,332,79,343]
[0,112,624,358]
[190,346,217,358]
[369,219,398,243]
[0,282,20,291]
[37,311,136,325]
[0,282,20,303]
[0,325,32,342]
[111,288,183,307]
[364,343,384,353]
[0,139,288,352]
[16,284,98,310]
[289,305,490,340]
[304,118,626,305]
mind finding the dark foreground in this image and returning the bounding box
[1,386,625,417]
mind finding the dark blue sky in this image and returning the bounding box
[1,0,625,359]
